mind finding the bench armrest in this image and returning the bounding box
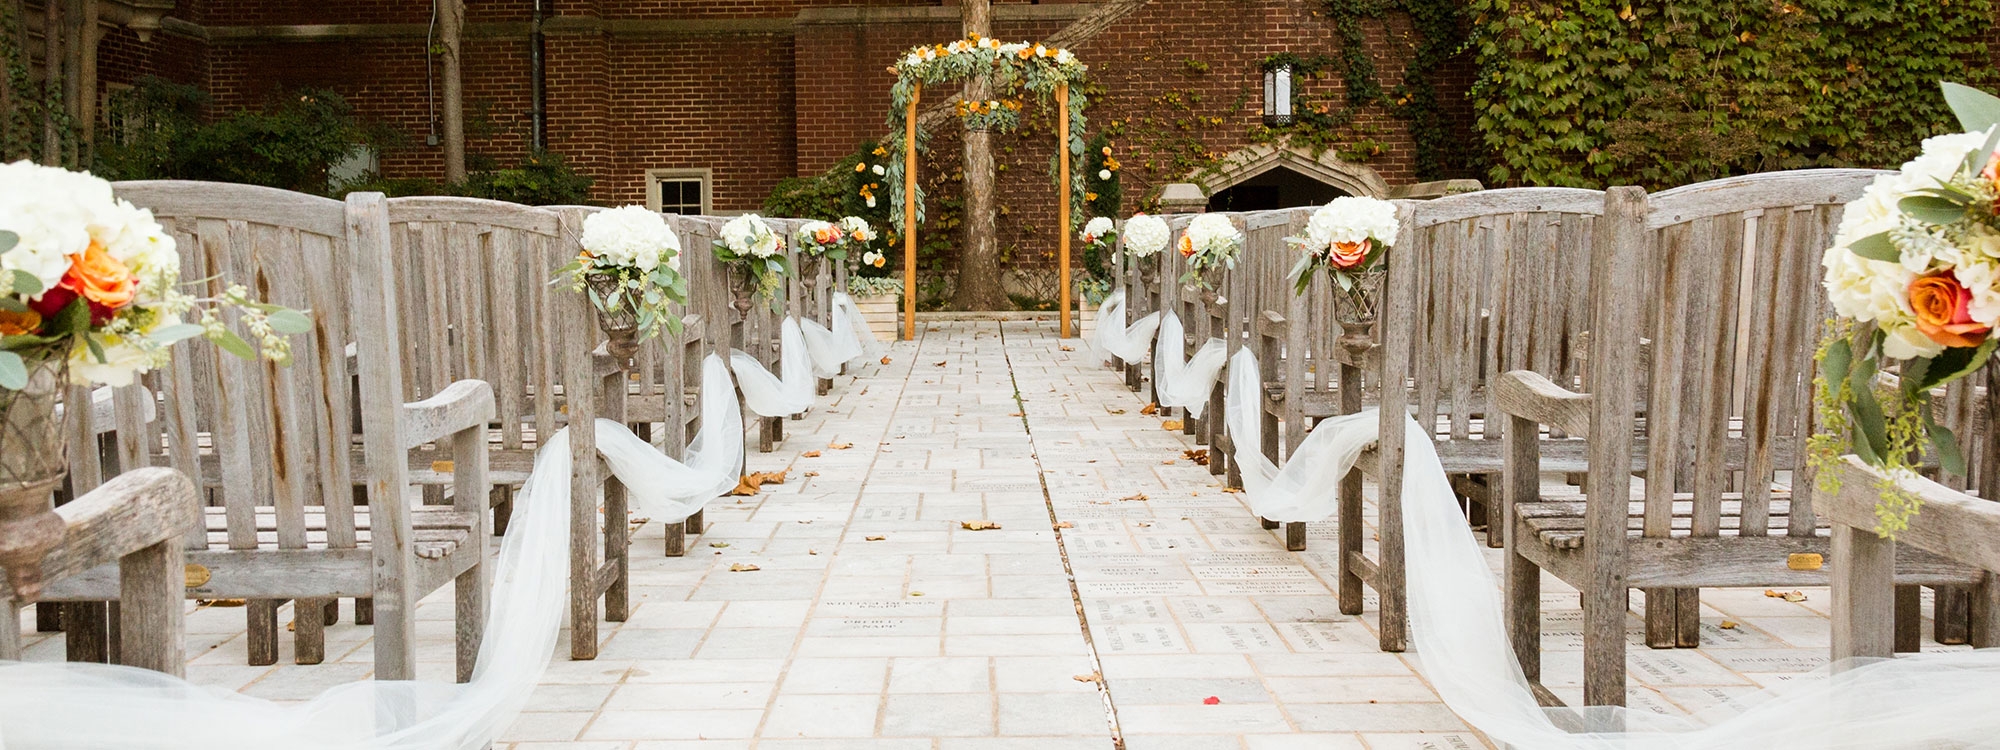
[401,379,496,450]
[1257,310,1287,340]
[1495,370,1592,438]
[42,467,197,586]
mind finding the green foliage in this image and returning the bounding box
[459,150,593,205]
[1083,132,1123,217]
[96,80,376,195]
[1468,0,1995,189]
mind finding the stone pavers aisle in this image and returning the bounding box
[21,317,1879,750]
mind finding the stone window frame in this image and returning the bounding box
[646,168,712,215]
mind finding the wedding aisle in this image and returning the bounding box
[12,320,1919,749]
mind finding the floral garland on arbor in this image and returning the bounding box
[882,36,1091,232]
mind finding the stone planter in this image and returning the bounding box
[852,293,900,342]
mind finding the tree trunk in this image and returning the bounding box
[438,0,467,183]
[950,0,1007,311]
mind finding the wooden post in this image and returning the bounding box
[1057,82,1072,338]
[903,84,920,341]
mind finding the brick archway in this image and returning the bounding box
[1192,145,1390,201]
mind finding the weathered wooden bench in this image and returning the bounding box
[1830,454,2000,658]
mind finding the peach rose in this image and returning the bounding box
[1179,235,1195,257]
[63,242,138,310]
[1328,239,1370,270]
[1910,271,1992,349]
[0,309,41,336]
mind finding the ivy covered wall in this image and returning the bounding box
[1468,0,1998,189]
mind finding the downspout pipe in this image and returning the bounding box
[530,0,547,151]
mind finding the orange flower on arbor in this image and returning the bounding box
[1909,271,1991,349]
[62,242,138,313]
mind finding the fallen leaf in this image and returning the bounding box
[709,542,731,548]
[286,620,295,632]
[909,591,925,597]
[1162,420,1184,430]
[802,450,822,458]
[1118,492,1149,502]
[1060,345,1075,352]
[1140,403,1159,415]
[828,442,854,450]
[1073,671,1103,683]
[808,548,819,555]
[1719,620,1739,630]
[880,356,893,365]
[865,534,887,541]
[1055,521,1074,529]
[1009,412,1025,417]
[1160,459,1175,465]
[1183,449,1211,466]
[731,470,789,495]
[1784,591,1808,603]
[1137,521,1154,528]
[1202,696,1221,705]
[961,520,1002,531]
[933,360,948,367]
[1106,408,1126,415]
[798,520,814,524]
[728,563,761,572]
[804,471,820,477]
[1221,487,1243,494]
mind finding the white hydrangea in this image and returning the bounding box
[1821,243,1915,324]
[1185,213,1243,259]
[581,205,678,272]
[1082,217,1115,242]
[1122,214,1169,257]
[0,160,103,293]
[722,214,782,258]
[840,216,876,242]
[1304,196,1399,249]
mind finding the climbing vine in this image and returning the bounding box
[1467,0,1996,189]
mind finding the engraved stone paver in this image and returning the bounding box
[16,318,1930,748]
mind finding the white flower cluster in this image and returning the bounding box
[0,161,178,294]
[1183,213,1243,266]
[721,214,782,258]
[1304,196,1399,251]
[581,205,680,273]
[1121,214,1170,258]
[1821,130,2000,359]
[1081,216,1115,244]
[840,216,877,243]
[898,38,1083,75]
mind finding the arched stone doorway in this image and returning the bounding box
[1191,145,1389,211]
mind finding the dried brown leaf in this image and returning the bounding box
[1221,487,1243,494]
[1161,420,1184,430]
[1054,521,1074,529]
[828,442,854,450]
[1183,449,1210,466]
[865,534,887,541]
[1140,403,1159,415]
[960,520,1002,531]
[730,470,789,495]
[1073,671,1103,683]
[933,360,948,367]
[1118,492,1149,502]
[728,563,761,572]
[1719,620,1739,630]
[802,450,822,458]
[1059,345,1075,352]
[709,542,731,548]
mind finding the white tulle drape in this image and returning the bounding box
[1151,311,1227,420]
[1088,290,1160,363]
[733,294,879,419]
[0,354,751,749]
[1219,346,2000,749]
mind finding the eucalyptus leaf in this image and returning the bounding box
[1849,385,1890,465]
[0,298,24,313]
[10,270,42,296]
[83,334,106,364]
[1900,195,1968,225]
[149,323,206,345]
[1928,417,1968,477]
[0,230,15,255]
[1942,82,2000,134]
[266,309,313,335]
[0,351,24,389]
[1822,338,1852,389]
[1911,337,2000,393]
[210,328,258,360]
[1847,232,1901,263]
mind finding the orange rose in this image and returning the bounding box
[0,309,41,336]
[1984,149,2000,184]
[1179,235,1195,257]
[1328,240,1370,270]
[61,242,137,312]
[1910,271,1992,349]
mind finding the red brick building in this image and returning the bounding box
[51,0,1473,274]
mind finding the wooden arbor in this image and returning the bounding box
[884,38,1089,338]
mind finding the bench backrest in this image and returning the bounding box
[113,182,408,561]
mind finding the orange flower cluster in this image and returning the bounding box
[955,99,1022,116]
[30,240,139,327]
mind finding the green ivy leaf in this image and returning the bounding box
[0,351,25,390]
[1942,82,2000,133]
[1900,195,1967,225]
[1847,232,1901,263]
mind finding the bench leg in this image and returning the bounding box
[294,597,327,665]
[356,597,374,625]
[664,520,688,557]
[491,485,514,537]
[455,563,486,683]
[1581,586,1627,707]
[1643,589,1676,649]
[1934,585,1971,645]
[1895,585,1924,652]
[64,602,111,664]
[1505,533,1542,685]
[1260,517,1279,530]
[687,508,705,534]
[35,602,60,632]
[1336,466,1364,616]
[1970,572,2000,647]
[245,600,280,666]
[1674,588,1701,648]
[1284,522,1306,552]
[324,599,340,625]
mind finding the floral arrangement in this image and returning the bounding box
[1081,216,1116,249]
[1122,214,1170,258]
[0,161,305,390]
[714,213,791,303]
[1287,196,1400,296]
[1814,81,2000,535]
[882,35,1089,233]
[1078,217,1119,305]
[1178,213,1243,291]
[848,276,903,299]
[794,216,880,265]
[556,205,687,338]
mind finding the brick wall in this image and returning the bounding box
[88,0,1478,267]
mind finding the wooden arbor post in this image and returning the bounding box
[1057,82,1072,338]
[904,84,921,341]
